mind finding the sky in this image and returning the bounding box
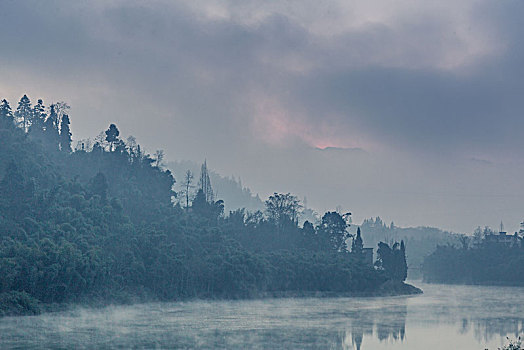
[1,0,524,233]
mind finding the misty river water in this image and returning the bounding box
[0,282,522,349]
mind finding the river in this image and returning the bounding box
[0,282,522,349]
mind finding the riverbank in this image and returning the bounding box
[258,281,422,299]
[0,281,422,317]
[423,279,524,287]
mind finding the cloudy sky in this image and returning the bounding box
[1,0,524,233]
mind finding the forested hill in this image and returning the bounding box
[0,96,419,317]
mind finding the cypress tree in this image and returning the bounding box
[44,104,60,149]
[352,227,364,255]
[59,114,72,152]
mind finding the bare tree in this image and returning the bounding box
[181,170,194,210]
[54,101,70,127]
[198,160,214,203]
[154,149,165,167]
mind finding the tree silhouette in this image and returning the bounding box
[0,99,14,127]
[44,104,60,148]
[59,114,72,152]
[320,211,348,251]
[31,99,46,132]
[198,160,214,203]
[15,95,32,131]
[376,241,407,281]
[352,227,364,256]
[181,170,194,210]
[105,124,120,152]
[265,193,301,232]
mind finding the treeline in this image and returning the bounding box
[423,230,524,285]
[359,217,459,276]
[0,95,414,316]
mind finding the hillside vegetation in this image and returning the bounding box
[0,96,418,316]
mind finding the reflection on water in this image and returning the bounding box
[0,282,523,349]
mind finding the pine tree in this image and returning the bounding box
[44,104,60,148]
[15,95,32,131]
[31,99,46,132]
[0,99,14,127]
[59,114,72,152]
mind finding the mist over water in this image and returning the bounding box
[1,283,522,349]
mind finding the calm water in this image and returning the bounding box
[0,282,523,349]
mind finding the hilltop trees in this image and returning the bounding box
[320,211,349,251]
[105,123,120,152]
[0,99,13,128]
[31,99,46,131]
[15,95,32,131]
[59,115,72,152]
[265,193,302,232]
[44,104,60,148]
[0,94,417,316]
[180,170,194,210]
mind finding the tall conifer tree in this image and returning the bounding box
[15,95,32,131]
[44,104,60,148]
[59,114,72,152]
[31,99,46,132]
[0,99,14,127]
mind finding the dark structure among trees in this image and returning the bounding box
[423,223,524,285]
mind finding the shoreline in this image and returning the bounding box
[422,280,524,288]
[1,281,422,317]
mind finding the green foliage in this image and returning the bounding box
[0,95,409,312]
[0,291,41,316]
[15,95,32,131]
[0,99,14,128]
[375,241,408,281]
[59,114,72,152]
[351,227,364,255]
[319,211,349,252]
[105,123,120,152]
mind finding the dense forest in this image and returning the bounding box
[0,95,418,316]
[423,227,524,285]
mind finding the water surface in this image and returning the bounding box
[1,282,522,349]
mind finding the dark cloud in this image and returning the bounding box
[1,0,523,232]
